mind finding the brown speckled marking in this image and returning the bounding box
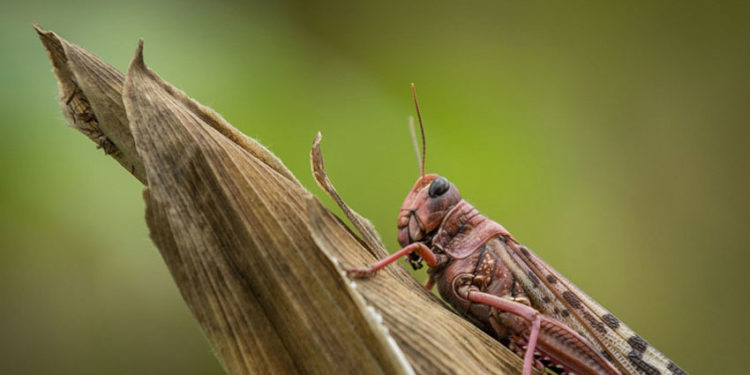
[582,310,606,334]
[541,296,551,304]
[562,291,582,309]
[518,246,541,268]
[627,335,660,375]
[546,274,557,284]
[561,309,570,318]
[668,361,687,375]
[628,353,661,375]
[527,271,540,288]
[627,335,648,353]
[601,313,620,330]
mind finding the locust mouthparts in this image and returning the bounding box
[408,216,423,242]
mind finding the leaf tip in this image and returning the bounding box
[126,38,147,76]
[32,24,55,42]
[313,131,322,147]
[32,23,45,35]
[135,38,145,65]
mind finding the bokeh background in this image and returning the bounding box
[1,1,747,374]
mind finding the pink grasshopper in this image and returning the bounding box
[346,85,687,375]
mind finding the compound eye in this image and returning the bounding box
[428,176,451,197]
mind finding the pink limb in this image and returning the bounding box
[424,274,436,290]
[472,292,621,375]
[467,291,541,375]
[346,242,438,277]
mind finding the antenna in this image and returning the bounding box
[408,116,422,175]
[410,83,426,179]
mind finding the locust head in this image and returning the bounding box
[397,174,461,247]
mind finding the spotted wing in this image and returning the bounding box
[489,238,687,375]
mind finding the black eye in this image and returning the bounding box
[428,177,451,197]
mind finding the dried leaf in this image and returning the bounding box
[124,40,409,375]
[311,132,388,259]
[34,24,145,182]
[36,26,531,375]
[34,26,297,186]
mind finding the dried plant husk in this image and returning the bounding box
[36,26,529,374]
[34,24,145,182]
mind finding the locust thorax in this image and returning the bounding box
[397,173,462,249]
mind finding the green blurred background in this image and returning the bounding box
[1,0,747,373]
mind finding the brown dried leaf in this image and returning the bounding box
[34,24,145,182]
[124,40,410,375]
[311,132,388,259]
[34,26,297,186]
[36,26,529,375]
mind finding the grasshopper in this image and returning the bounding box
[346,84,687,375]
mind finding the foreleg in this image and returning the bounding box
[346,242,439,277]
